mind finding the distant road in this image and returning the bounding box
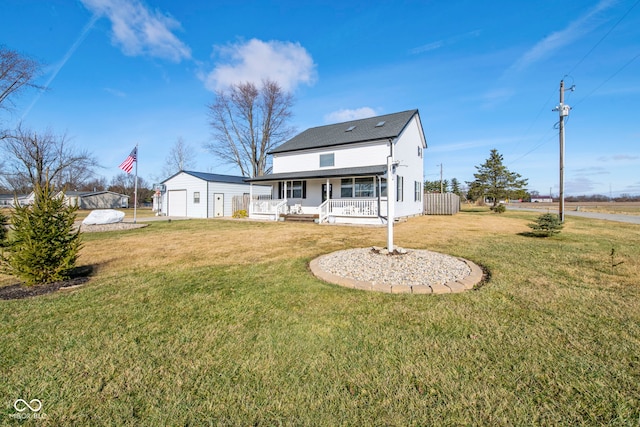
[507,205,640,225]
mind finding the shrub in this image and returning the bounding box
[0,210,8,246]
[0,182,81,285]
[490,204,506,213]
[528,213,563,237]
[233,209,248,218]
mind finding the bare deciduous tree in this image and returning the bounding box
[206,79,295,178]
[1,125,99,192]
[0,45,43,116]
[162,137,197,178]
[108,173,153,206]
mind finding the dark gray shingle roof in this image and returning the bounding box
[246,165,387,182]
[269,109,419,154]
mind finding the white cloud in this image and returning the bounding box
[324,108,378,123]
[566,176,599,194]
[203,39,316,92]
[80,0,191,62]
[409,30,482,55]
[509,0,614,73]
[597,154,640,162]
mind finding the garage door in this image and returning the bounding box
[167,190,187,216]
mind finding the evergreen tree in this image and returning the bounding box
[0,179,81,285]
[0,210,8,246]
[528,213,563,237]
[466,149,528,207]
[450,178,462,196]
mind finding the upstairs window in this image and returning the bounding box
[319,153,334,167]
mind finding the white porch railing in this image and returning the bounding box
[319,199,382,223]
[250,199,287,219]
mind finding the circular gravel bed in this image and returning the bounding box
[311,248,483,294]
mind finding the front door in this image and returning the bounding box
[214,193,224,217]
[322,184,332,203]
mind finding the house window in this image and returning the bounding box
[379,177,387,197]
[341,178,353,198]
[342,178,378,198]
[354,178,374,198]
[193,192,200,204]
[279,181,307,199]
[319,153,334,167]
[418,146,423,158]
[414,181,422,202]
[397,176,404,202]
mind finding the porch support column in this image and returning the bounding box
[283,181,287,203]
[326,178,330,201]
[249,183,253,217]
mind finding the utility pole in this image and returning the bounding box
[553,80,573,223]
[438,163,443,193]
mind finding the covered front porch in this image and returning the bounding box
[247,165,389,224]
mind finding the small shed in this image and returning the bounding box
[59,191,129,209]
[160,171,271,218]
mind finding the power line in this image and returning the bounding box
[566,0,640,76]
[510,0,639,164]
[573,51,640,108]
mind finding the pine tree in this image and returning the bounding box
[467,149,528,207]
[0,180,81,285]
[0,210,8,246]
[528,213,563,237]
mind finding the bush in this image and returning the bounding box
[528,213,563,237]
[490,204,506,213]
[0,182,81,285]
[233,209,248,218]
[0,210,8,246]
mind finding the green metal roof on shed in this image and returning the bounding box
[269,109,421,154]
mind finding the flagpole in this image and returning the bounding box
[134,144,138,224]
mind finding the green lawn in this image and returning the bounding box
[1,210,639,425]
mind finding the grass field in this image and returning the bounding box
[515,201,640,216]
[1,208,639,425]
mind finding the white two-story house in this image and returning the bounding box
[247,109,427,224]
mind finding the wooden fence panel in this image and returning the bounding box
[232,194,250,214]
[423,193,460,215]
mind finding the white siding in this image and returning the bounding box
[272,141,388,174]
[206,182,271,217]
[393,116,426,218]
[162,172,271,218]
[163,172,208,218]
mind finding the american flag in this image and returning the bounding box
[119,147,137,174]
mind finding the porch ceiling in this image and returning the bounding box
[245,164,387,182]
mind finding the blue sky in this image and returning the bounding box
[1,0,639,196]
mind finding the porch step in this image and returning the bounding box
[281,214,319,222]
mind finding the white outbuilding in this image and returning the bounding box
[159,171,271,218]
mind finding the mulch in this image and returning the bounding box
[0,266,93,300]
[0,277,90,300]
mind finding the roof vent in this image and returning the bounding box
[375,121,386,127]
[345,125,356,132]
